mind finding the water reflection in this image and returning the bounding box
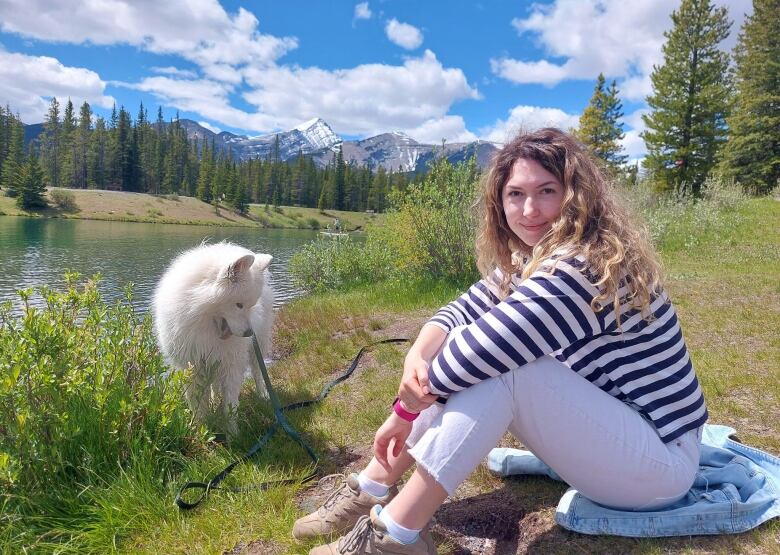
[1,217,320,316]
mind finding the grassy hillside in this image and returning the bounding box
[0,188,381,230]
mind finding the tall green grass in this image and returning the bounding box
[0,275,208,553]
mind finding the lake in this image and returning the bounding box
[0,217,320,316]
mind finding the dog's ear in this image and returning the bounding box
[223,254,255,283]
[255,253,273,272]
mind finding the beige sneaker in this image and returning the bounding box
[293,474,399,540]
[309,506,436,555]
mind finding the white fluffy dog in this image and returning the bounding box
[153,241,274,435]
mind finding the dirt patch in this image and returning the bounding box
[223,538,283,555]
[369,310,431,342]
[432,490,526,554]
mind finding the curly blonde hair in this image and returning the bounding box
[476,128,662,320]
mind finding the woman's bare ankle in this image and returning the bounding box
[362,452,415,485]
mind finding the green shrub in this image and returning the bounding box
[288,236,397,291]
[0,275,202,550]
[49,188,79,212]
[307,217,320,230]
[289,157,481,291]
[386,156,480,284]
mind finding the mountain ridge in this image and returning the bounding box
[23,117,500,173]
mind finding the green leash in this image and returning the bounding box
[174,334,409,510]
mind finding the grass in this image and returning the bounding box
[0,188,383,230]
[3,197,778,554]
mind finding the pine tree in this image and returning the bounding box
[161,149,177,194]
[88,117,107,189]
[61,98,76,187]
[718,0,779,193]
[642,0,732,194]
[16,151,47,210]
[212,153,227,203]
[196,138,213,202]
[74,102,92,188]
[41,97,62,187]
[334,146,346,210]
[577,74,627,170]
[0,106,8,170]
[1,116,24,196]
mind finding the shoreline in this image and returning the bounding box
[0,187,380,230]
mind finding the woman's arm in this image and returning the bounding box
[427,258,605,395]
[397,272,503,410]
[398,324,447,412]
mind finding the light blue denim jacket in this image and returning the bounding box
[487,424,780,537]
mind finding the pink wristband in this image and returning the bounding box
[392,397,420,422]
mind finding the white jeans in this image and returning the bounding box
[406,353,701,511]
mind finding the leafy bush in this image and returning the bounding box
[307,217,321,230]
[0,275,201,549]
[389,157,480,283]
[289,235,397,291]
[49,188,79,212]
[289,157,481,292]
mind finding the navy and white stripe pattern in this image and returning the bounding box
[426,256,708,443]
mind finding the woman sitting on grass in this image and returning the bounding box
[294,128,708,555]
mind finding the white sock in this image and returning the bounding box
[357,472,390,498]
[375,505,421,545]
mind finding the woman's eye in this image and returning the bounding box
[236,303,244,309]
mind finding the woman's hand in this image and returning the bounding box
[399,354,439,412]
[373,412,413,471]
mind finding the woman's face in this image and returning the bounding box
[501,158,564,248]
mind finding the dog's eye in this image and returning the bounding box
[236,303,244,309]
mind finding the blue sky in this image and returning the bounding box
[0,0,751,159]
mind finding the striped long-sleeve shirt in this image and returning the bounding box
[426,255,708,443]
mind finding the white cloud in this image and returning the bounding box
[0,49,114,123]
[0,0,298,74]
[490,58,571,87]
[239,50,478,136]
[385,19,423,50]
[624,108,649,130]
[151,66,198,79]
[479,105,580,143]
[621,128,646,162]
[405,116,477,144]
[115,50,478,138]
[117,75,274,131]
[198,121,222,134]
[354,2,372,20]
[620,108,649,159]
[495,0,751,101]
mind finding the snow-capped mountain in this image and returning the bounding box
[310,132,428,172]
[295,117,341,150]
